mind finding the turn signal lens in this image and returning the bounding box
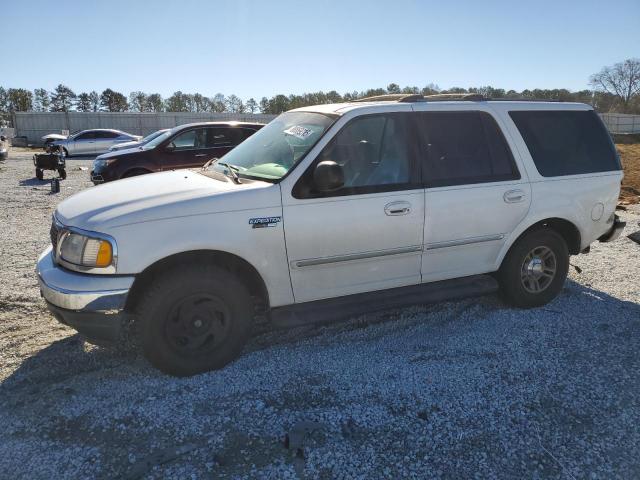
[95,241,113,267]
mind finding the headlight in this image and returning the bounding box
[57,229,116,272]
[93,158,116,170]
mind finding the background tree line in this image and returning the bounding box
[1,58,638,120]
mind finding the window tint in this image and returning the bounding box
[74,132,96,140]
[419,112,519,187]
[205,128,242,148]
[509,110,620,177]
[170,129,205,150]
[96,131,120,139]
[320,114,411,188]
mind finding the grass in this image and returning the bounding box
[617,143,640,204]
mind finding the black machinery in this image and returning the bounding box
[33,145,66,181]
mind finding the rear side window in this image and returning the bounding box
[96,131,120,139]
[509,110,620,177]
[419,111,520,187]
[205,128,243,148]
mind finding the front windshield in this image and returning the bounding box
[214,112,335,181]
[142,130,173,150]
[141,129,167,144]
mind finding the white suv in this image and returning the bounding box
[37,94,626,376]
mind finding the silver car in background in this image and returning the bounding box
[51,129,141,156]
[108,128,169,152]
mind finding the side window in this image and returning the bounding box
[74,132,95,140]
[293,113,417,198]
[99,131,120,139]
[420,112,519,187]
[170,129,205,150]
[205,128,242,148]
[322,114,412,187]
[509,110,620,177]
[241,128,258,141]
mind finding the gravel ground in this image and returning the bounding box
[1,148,639,479]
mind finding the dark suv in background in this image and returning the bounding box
[90,121,264,184]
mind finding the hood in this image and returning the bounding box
[110,140,141,151]
[42,133,68,141]
[55,170,273,230]
[95,147,142,161]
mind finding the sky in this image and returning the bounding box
[3,0,639,100]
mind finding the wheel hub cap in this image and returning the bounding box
[164,294,232,355]
[521,246,557,294]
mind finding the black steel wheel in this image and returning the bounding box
[138,264,254,376]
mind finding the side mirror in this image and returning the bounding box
[165,142,175,152]
[314,160,344,192]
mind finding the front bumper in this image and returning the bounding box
[37,247,135,344]
[599,214,626,243]
[90,170,105,184]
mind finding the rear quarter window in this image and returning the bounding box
[509,110,620,177]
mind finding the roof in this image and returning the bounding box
[170,121,266,131]
[291,94,593,115]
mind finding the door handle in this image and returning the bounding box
[384,201,412,216]
[503,189,525,203]
[195,154,208,157]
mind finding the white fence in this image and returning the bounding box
[599,113,640,134]
[13,112,277,145]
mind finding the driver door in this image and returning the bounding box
[282,112,425,303]
[161,128,207,170]
[70,131,97,155]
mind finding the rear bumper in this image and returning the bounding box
[37,247,134,344]
[599,214,626,243]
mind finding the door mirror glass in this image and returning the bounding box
[314,160,344,192]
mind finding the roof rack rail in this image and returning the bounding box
[423,93,486,101]
[352,94,424,103]
[486,97,561,102]
[352,93,488,103]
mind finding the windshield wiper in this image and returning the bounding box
[202,157,219,170]
[202,157,241,184]
[218,162,241,184]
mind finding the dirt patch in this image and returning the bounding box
[617,143,640,204]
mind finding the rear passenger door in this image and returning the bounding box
[415,107,531,282]
[93,130,120,154]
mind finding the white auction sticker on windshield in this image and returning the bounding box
[284,126,313,139]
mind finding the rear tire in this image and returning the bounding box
[58,168,67,180]
[35,168,44,180]
[498,229,569,308]
[138,264,254,376]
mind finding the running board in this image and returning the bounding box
[270,274,499,329]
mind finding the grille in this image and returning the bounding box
[50,220,60,251]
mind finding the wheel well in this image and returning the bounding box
[514,218,582,255]
[124,250,270,313]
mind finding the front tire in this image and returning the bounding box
[498,229,569,308]
[138,264,254,376]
